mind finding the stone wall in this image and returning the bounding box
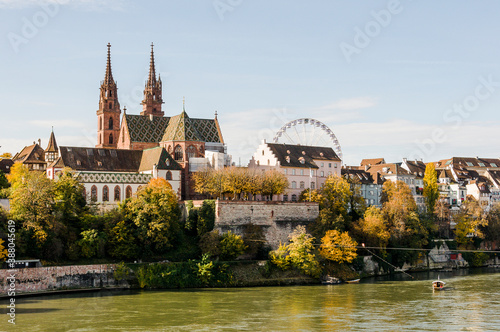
[214,201,319,250]
[0,264,126,295]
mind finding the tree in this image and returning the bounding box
[53,168,87,221]
[199,230,221,258]
[6,162,30,190]
[0,238,7,261]
[0,152,12,159]
[423,163,439,214]
[260,169,289,201]
[285,226,322,277]
[483,203,500,247]
[319,230,358,264]
[0,171,8,189]
[219,231,247,260]
[108,220,139,259]
[78,229,105,258]
[354,206,390,249]
[242,223,266,258]
[455,197,487,249]
[122,178,180,254]
[9,169,55,245]
[197,200,216,236]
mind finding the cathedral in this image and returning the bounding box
[93,43,228,199]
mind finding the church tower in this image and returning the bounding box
[140,43,164,117]
[96,43,121,148]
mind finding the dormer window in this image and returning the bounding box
[286,156,290,163]
[302,151,306,155]
[299,157,305,164]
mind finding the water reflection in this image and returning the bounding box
[1,269,499,331]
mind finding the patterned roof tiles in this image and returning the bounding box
[124,114,170,143]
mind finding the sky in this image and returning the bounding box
[1,0,500,166]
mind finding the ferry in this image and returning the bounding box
[432,277,446,291]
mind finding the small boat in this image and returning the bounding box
[432,277,446,291]
[346,279,360,284]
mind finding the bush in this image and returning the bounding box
[220,231,247,261]
[197,200,215,236]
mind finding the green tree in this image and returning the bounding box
[197,200,215,236]
[319,230,358,264]
[0,171,8,189]
[78,229,105,258]
[9,169,55,245]
[286,226,321,277]
[219,231,247,260]
[108,220,138,260]
[423,163,439,214]
[53,168,87,221]
[199,230,221,258]
[122,178,180,254]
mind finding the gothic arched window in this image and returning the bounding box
[109,133,113,145]
[126,186,132,199]
[109,117,113,130]
[102,185,109,202]
[186,145,196,160]
[166,171,172,180]
[114,186,121,201]
[174,145,183,161]
[91,185,98,202]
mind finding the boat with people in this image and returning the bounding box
[432,276,446,291]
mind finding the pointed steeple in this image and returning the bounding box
[141,43,164,117]
[97,42,121,149]
[45,128,59,162]
[104,43,114,85]
[147,43,157,88]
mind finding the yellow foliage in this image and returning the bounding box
[147,177,172,190]
[0,238,7,261]
[319,230,358,264]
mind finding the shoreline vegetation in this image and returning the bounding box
[2,164,500,297]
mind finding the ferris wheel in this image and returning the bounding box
[273,118,343,160]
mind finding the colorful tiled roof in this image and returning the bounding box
[162,111,202,142]
[124,114,170,143]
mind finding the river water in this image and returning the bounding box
[2,269,500,331]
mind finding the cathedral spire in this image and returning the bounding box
[97,42,121,149]
[104,43,114,85]
[141,42,164,117]
[147,43,157,88]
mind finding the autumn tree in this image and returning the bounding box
[219,231,247,260]
[0,152,12,159]
[319,230,358,264]
[122,177,181,255]
[353,206,390,250]
[260,169,289,201]
[270,226,321,277]
[423,163,439,214]
[454,197,487,249]
[483,203,500,248]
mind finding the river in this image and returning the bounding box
[2,268,500,331]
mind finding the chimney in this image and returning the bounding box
[38,139,41,146]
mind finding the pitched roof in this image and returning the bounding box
[162,111,202,142]
[56,146,181,173]
[404,160,426,178]
[45,131,58,153]
[124,114,170,143]
[124,110,223,144]
[341,168,376,185]
[13,144,45,164]
[365,163,410,177]
[360,158,385,166]
[267,143,341,169]
[139,147,182,172]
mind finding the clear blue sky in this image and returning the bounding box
[1,0,500,166]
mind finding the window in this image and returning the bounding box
[283,194,288,202]
[329,163,332,168]
[109,102,112,109]
[99,149,106,156]
[114,186,121,201]
[91,186,97,202]
[109,133,113,145]
[100,117,102,130]
[334,163,338,168]
[300,169,304,176]
[109,117,113,130]
[466,162,474,167]
[321,171,324,177]
[126,186,132,199]
[262,150,264,156]
[311,170,315,176]
[478,162,485,167]
[311,182,315,189]
[166,171,172,180]
[186,145,196,160]
[291,181,297,189]
[300,181,305,189]
[321,163,324,167]
[174,145,183,161]
[369,191,374,195]
[268,159,270,166]
[491,163,498,167]
[102,186,109,202]
[291,194,297,202]
[292,169,296,175]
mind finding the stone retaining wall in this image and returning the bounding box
[0,264,125,295]
[215,201,319,249]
